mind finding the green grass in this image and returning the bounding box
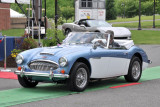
[113,20,160,28]
[108,15,160,23]
[0,29,24,37]
[131,30,160,44]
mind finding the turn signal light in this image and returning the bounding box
[18,66,22,71]
[61,70,65,74]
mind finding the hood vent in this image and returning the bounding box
[40,52,54,56]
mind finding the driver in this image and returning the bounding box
[98,30,120,48]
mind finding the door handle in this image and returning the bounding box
[123,52,128,55]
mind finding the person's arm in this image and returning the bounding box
[98,40,106,47]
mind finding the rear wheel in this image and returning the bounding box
[68,62,89,92]
[125,56,142,82]
[18,75,38,88]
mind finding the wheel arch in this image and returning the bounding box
[70,57,91,76]
[65,28,71,32]
[132,52,143,65]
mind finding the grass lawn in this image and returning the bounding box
[108,15,160,23]
[0,29,24,37]
[112,20,160,28]
[131,30,160,44]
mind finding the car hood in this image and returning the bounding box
[41,45,91,56]
[21,44,92,62]
[97,27,131,38]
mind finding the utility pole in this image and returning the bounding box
[55,0,60,43]
[32,0,34,39]
[153,0,155,28]
[45,0,47,36]
[38,0,42,46]
[138,0,141,30]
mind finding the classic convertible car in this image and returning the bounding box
[62,19,131,39]
[15,32,151,92]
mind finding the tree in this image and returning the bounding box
[11,0,74,18]
[115,0,138,18]
[106,0,117,20]
[60,6,74,22]
[141,1,153,16]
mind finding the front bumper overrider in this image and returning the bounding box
[14,68,69,79]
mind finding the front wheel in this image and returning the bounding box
[68,62,90,92]
[125,56,142,82]
[18,75,38,88]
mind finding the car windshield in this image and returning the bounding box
[86,20,112,27]
[63,32,106,44]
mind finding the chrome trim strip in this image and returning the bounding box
[14,70,69,79]
[29,60,58,65]
[40,53,54,55]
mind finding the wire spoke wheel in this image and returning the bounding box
[68,62,89,92]
[125,56,142,82]
[132,61,141,79]
[76,68,88,89]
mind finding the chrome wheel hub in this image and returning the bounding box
[132,61,141,79]
[76,68,87,88]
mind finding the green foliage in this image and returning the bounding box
[106,0,117,20]
[11,0,74,18]
[115,0,138,18]
[60,6,74,22]
[43,18,65,47]
[142,1,153,16]
[11,49,22,58]
[20,38,38,50]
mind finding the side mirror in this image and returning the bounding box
[92,42,98,50]
[80,25,86,29]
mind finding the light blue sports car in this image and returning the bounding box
[15,32,151,92]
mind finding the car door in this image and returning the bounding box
[73,24,87,32]
[73,20,90,32]
[89,47,129,78]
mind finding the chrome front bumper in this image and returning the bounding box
[14,70,69,79]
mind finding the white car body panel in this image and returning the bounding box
[63,22,131,38]
[90,57,130,78]
[97,27,131,38]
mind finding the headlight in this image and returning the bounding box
[16,55,24,64]
[59,57,68,67]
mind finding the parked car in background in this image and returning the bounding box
[15,32,151,92]
[62,19,131,39]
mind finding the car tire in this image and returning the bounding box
[125,56,142,82]
[68,62,90,92]
[65,29,71,36]
[18,75,38,88]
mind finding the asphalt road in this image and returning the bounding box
[0,45,160,107]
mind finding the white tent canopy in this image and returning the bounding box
[10,9,25,18]
[1,0,30,4]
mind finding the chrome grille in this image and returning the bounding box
[28,60,59,71]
